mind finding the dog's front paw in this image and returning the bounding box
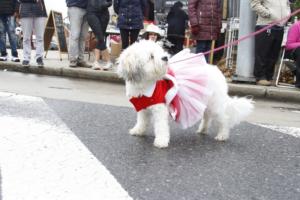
[153,138,169,148]
[129,127,145,136]
[214,134,229,141]
[196,120,208,135]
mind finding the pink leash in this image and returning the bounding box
[169,8,300,64]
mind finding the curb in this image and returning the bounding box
[1,62,300,102]
[228,83,300,102]
[0,62,124,83]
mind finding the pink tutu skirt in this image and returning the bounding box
[164,49,213,129]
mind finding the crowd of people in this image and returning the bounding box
[0,0,299,88]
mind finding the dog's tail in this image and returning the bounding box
[225,96,254,128]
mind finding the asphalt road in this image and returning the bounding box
[0,71,300,200]
[46,98,300,200]
[2,92,299,200]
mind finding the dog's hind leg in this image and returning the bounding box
[196,110,211,135]
[129,109,149,136]
[151,104,170,148]
[214,113,230,141]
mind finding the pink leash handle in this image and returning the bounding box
[169,8,300,64]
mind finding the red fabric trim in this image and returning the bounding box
[130,80,174,111]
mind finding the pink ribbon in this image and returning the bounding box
[170,8,300,64]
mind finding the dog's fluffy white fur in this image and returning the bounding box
[118,40,254,148]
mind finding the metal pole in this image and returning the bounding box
[209,40,215,64]
[233,0,256,82]
[223,0,228,19]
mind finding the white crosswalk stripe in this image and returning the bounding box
[255,123,300,138]
[0,92,132,200]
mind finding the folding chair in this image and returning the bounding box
[275,25,297,87]
[275,48,296,87]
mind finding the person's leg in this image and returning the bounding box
[99,13,112,70]
[87,13,107,52]
[166,36,177,55]
[0,17,8,60]
[174,37,184,54]
[78,11,89,64]
[291,48,300,88]
[196,40,211,61]
[33,17,46,66]
[296,63,300,88]
[100,12,109,46]
[266,28,284,81]
[6,16,19,60]
[196,40,208,53]
[129,29,140,45]
[68,7,86,65]
[87,13,105,69]
[20,17,33,64]
[254,27,273,83]
[120,29,130,49]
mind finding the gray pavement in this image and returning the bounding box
[0,50,300,102]
[1,92,299,200]
[47,98,300,200]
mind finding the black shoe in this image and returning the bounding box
[22,60,30,67]
[36,57,44,68]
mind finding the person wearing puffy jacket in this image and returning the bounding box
[87,0,112,70]
[66,0,91,68]
[113,0,146,50]
[19,0,47,67]
[188,0,222,60]
[251,0,291,86]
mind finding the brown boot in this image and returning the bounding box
[256,79,271,86]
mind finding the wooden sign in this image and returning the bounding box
[44,10,68,60]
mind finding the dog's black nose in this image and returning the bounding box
[161,56,168,62]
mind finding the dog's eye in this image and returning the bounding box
[150,54,154,60]
[161,56,168,62]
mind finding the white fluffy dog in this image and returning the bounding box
[118,40,254,148]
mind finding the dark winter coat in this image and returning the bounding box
[188,0,222,40]
[66,0,88,9]
[113,0,146,30]
[19,0,47,18]
[0,0,19,16]
[87,0,112,13]
[167,2,189,38]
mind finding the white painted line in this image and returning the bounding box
[255,123,300,138]
[0,93,132,200]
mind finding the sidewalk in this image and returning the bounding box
[0,50,299,103]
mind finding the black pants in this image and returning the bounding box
[87,12,109,51]
[120,29,140,50]
[254,26,284,81]
[285,48,300,88]
[167,36,184,55]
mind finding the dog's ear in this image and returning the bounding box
[117,54,145,83]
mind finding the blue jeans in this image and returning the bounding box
[0,15,18,57]
[196,40,212,61]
